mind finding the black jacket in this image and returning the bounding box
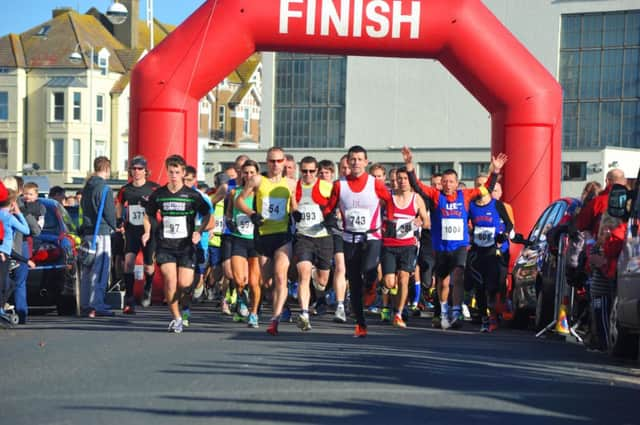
[81,176,116,236]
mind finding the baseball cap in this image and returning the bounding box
[130,156,147,169]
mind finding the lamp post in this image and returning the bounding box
[69,43,94,170]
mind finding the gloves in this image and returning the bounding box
[322,213,338,230]
[495,233,508,244]
[225,217,237,234]
[250,212,264,227]
[383,219,397,239]
[292,210,302,223]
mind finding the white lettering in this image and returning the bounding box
[392,1,420,39]
[353,0,363,37]
[320,0,350,37]
[279,0,304,34]
[366,1,390,39]
[306,0,317,35]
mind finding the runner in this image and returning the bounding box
[323,145,395,338]
[401,146,507,329]
[142,155,212,333]
[115,156,159,313]
[381,167,429,328]
[293,156,333,331]
[465,176,513,332]
[228,160,262,328]
[235,147,298,336]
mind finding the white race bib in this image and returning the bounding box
[473,226,495,247]
[395,217,415,239]
[345,208,370,233]
[163,215,188,239]
[298,204,322,228]
[235,213,254,236]
[128,205,145,226]
[262,197,286,221]
[441,218,464,241]
[213,216,224,234]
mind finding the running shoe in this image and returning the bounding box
[226,288,238,306]
[221,300,232,316]
[440,315,452,330]
[462,303,471,320]
[247,313,259,328]
[333,304,347,323]
[280,306,292,322]
[489,314,499,332]
[431,315,441,329]
[480,316,490,333]
[389,285,398,296]
[288,281,299,300]
[122,304,136,315]
[450,312,463,329]
[353,324,368,338]
[141,285,152,307]
[233,312,247,323]
[296,314,312,331]
[168,318,183,333]
[266,319,279,336]
[238,302,249,318]
[380,307,391,323]
[393,315,407,328]
[181,308,191,327]
[193,282,205,300]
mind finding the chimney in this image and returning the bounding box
[53,7,73,18]
[112,0,139,48]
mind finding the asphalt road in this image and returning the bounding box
[2,304,639,425]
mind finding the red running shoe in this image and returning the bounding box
[363,285,377,308]
[122,305,136,315]
[353,324,368,338]
[266,320,279,336]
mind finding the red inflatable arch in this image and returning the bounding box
[130,0,562,235]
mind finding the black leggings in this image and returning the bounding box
[344,240,381,327]
[0,257,10,308]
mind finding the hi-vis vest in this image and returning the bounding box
[255,176,291,236]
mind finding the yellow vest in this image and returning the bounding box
[255,175,291,236]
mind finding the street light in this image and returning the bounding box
[69,43,94,169]
[106,1,128,25]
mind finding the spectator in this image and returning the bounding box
[48,186,66,205]
[576,169,625,236]
[79,156,117,317]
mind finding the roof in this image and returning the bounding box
[45,76,87,88]
[228,53,261,84]
[228,85,258,106]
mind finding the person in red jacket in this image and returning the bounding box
[576,169,626,236]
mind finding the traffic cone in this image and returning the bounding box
[555,296,570,335]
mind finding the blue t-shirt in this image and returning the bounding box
[0,209,29,255]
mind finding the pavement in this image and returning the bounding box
[2,304,640,425]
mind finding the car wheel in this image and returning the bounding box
[608,295,639,359]
[534,287,555,331]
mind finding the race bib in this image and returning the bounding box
[473,226,495,247]
[395,217,415,239]
[128,205,145,226]
[345,208,370,233]
[298,204,322,228]
[213,216,224,234]
[163,215,188,239]
[235,213,254,236]
[441,218,464,241]
[262,197,286,221]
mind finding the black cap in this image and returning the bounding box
[130,156,147,169]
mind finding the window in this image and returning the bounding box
[96,95,104,122]
[418,162,454,180]
[73,92,81,121]
[461,162,490,181]
[51,139,64,171]
[53,92,64,121]
[0,138,7,169]
[72,138,81,170]
[97,48,109,76]
[0,91,7,120]
[560,11,640,149]
[243,108,250,134]
[94,140,105,158]
[274,53,346,148]
[562,162,587,181]
[218,105,225,131]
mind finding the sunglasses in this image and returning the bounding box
[268,158,285,164]
[131,167,145,170]
[301,169,316,174]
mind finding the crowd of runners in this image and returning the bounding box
[110,145,511,336]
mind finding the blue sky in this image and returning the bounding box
[0,1,206,36]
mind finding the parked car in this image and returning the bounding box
[607,172,640,358]
[511,198,581,329]
[25,199,80,315]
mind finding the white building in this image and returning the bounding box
[204,0,640,195]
